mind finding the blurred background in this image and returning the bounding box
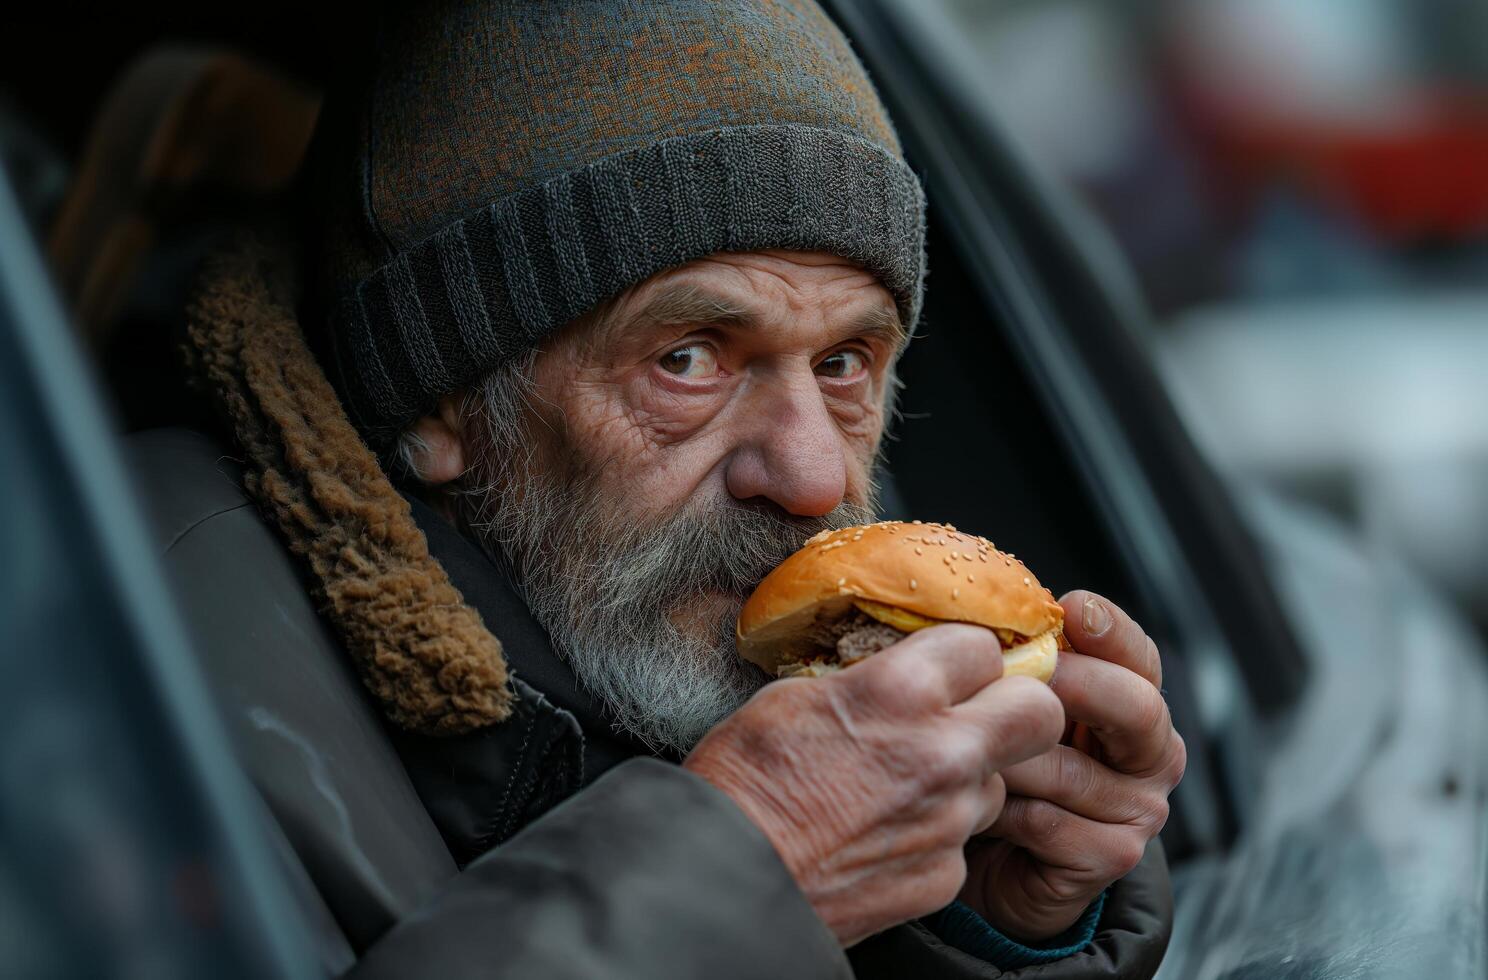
[898,0,1488,638]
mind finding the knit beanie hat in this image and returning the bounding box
[313,0,926,442]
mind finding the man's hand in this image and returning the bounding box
[960,591,1186,942]
[684,624,1064,947]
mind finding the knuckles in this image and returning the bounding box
[1138,794,1171,836]
[924,850,970,911]
[1104,834,1148,880]
[942,793,988,843]
[867,623,1003,702]
[1012,797,1070,842]
[864,654,945,710]
[1139,729,1187,787]
[929,622,1005,659]
[1057,747,1100,803]
[918,726,985,791]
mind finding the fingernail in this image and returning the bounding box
[1082,596,1112,636]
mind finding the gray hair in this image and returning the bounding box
[388,331,902,751]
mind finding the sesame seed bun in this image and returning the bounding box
[737,521,1064,682]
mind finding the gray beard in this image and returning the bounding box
[460,437,875,754]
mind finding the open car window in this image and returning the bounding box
[0,164,322,979]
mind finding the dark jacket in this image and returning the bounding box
[346,493,1175,979]
[133,419,1171,980]
[157,228,1173,978]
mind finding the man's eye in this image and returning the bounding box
[658,345,718,378]
[816,349,867,379]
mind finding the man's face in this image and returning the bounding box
[457,250,905,750]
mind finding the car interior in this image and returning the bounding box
[0,3,1311,969]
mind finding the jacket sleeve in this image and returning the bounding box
[346,757,851,980]
[847,839,1174,980]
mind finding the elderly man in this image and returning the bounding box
[189,1,1181,976]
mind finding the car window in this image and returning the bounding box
[0,165,317,979]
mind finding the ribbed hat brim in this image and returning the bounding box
[332,124,925,437]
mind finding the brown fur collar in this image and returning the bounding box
[184,232,513,734]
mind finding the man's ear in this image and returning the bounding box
[405,393,468,486]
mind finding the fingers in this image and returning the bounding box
[951,675,1066,775]
[1000,746,1171,831]
[1058,591,1161,689]
[845,622,1003,710]
[912,677,1061,841]
[972,771,1008,836]
[1049,652,1181,777]
[988,796,1149,883]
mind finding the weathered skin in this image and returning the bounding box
[685,624,1061,945]
[410,250,1184,946]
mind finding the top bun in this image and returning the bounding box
[737,521,1064,672]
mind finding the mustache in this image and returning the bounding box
[453,373,884,752]
[571,495,877,615]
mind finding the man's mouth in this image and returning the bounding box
[667,588,748,638]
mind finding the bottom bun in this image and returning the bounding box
[999,631,1060,683]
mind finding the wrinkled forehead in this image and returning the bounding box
[568,250,907,358]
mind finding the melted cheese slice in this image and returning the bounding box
[852,599,941,633]
[853,599,1027,648]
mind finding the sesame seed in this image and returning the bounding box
[950,550,959,559]
[952,588,960,599]
[968,574,975,583]
[837,577,846,587]
[915,547,923,555]
[1023,577,1031,586]
[909,578,918,590]
[979,554,987,562]
[911,519,922,524]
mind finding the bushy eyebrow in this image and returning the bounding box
[630,283,760,333]
[589,281,907,351]
[849,303,909,348]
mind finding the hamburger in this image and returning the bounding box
[737,521,1064,681]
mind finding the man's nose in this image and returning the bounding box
[724,375,848,517]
